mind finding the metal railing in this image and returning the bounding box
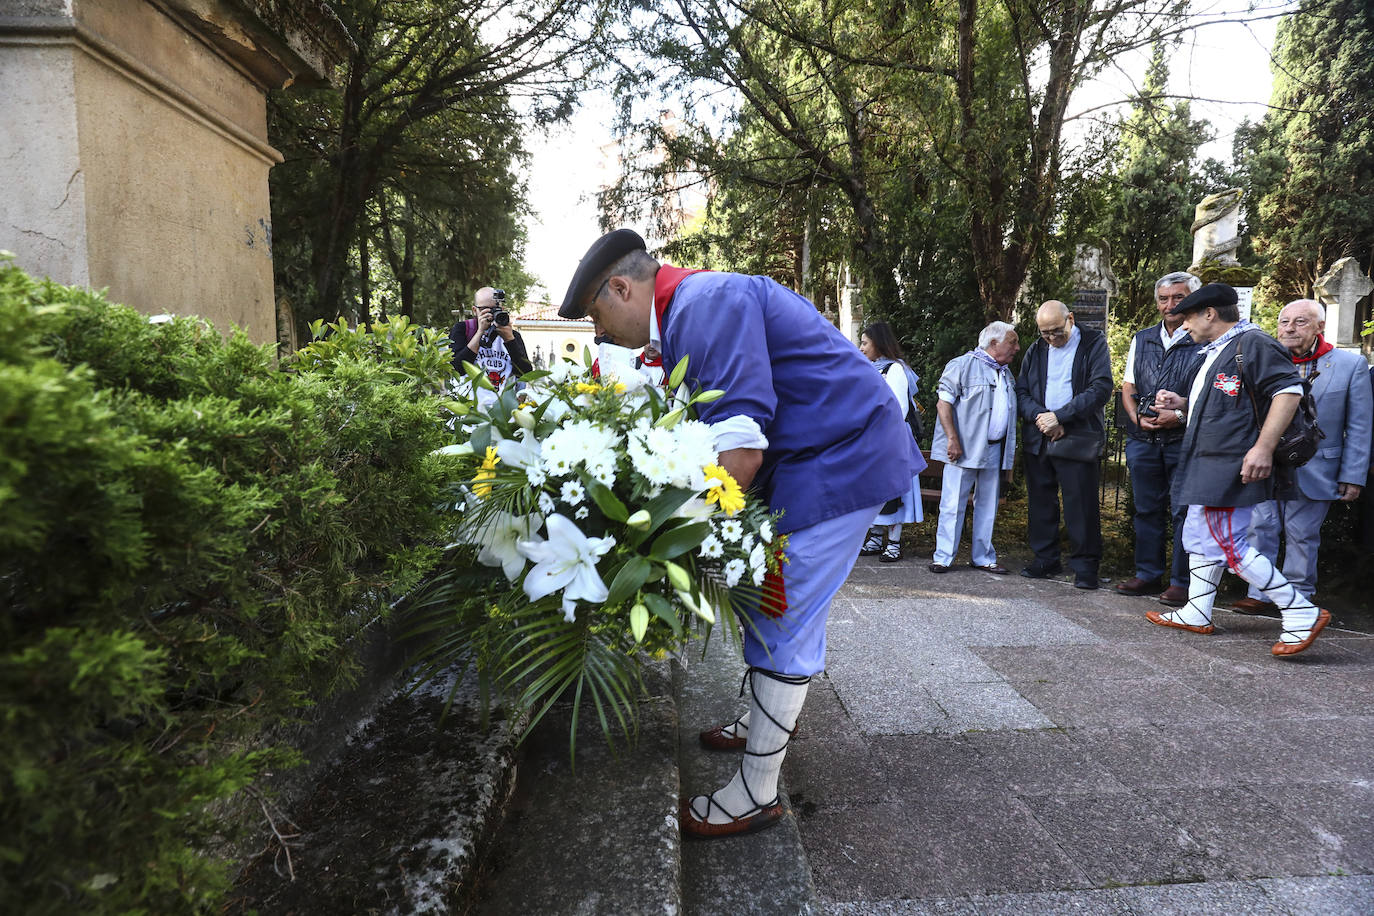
[1100,391,1129,513]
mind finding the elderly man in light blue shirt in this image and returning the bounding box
[929,321,1020,574]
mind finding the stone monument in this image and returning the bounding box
[0,0,351,345]
[1071,243,1117,334]
[1189,188,1244,270]
[838,265,862,342]
[1314,256,1374,349]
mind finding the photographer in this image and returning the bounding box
[450,286,532,406]
[1115,271,1205,604]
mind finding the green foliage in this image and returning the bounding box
[1092,42,1214,329]
[295,314,459,395]
[1245,0,1374,303]
[612,0,1194,325]
[268,0,616,332]
[0,261,451,913]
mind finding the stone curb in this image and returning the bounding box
[230,665,522,915]
[676,635,821,915]
[470,658,683,914]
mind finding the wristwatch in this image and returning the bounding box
[1174,408,1185,423]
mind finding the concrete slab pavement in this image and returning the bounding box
[788,556,1374,914]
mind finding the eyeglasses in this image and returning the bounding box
[584,277,611,316]
[1038,324,1068,339]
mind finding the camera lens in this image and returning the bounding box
[494,309,510,327]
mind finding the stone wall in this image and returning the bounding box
[0,0,349,344]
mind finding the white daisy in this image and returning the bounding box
[560,479,586,506]
[699,534,724,559]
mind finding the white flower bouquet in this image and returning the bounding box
[407,354,785,747]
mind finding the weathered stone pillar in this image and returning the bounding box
[1189,189,1243,270]
[838,264,862,342]
[1187,189,1260,318]
[1314,257,1374,350]
[1071,243,1116,335]
[0,0,350,344]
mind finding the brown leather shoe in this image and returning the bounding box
[698,724,746,751]
[1272,608,1331,657]
[699,721,800,751]
[1156,585,1188,607]
[1146,609,1214,634]
[680,796,785,839]
[1115,576,1164,596]
[1232,597,1280,617]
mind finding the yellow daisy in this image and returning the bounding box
[473,445,500,498]
[703,463,745,516]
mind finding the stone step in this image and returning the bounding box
[676,635,821,916]
[229,666,522,915]
[470,660,683,915]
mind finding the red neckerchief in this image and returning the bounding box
[638,352,663,368]
[653,265,710,328]
[1292,335,1334,364]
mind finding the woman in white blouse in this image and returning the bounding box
[858,322,924,561]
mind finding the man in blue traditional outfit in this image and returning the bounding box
[559,228,923,839]
[1146,283,1331,656]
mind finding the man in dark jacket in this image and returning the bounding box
[1116,271,1206,606]
[1147,283,1330,657]
[1015,300,1113,589]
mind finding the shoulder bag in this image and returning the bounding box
[1235,336,1325,468]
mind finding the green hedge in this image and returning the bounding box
[0,261,454,913]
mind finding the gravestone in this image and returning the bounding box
[1189,189,1243,270]
[838,265,862,342]
[1314,257,1374,349]
[0,0,351,345]
[1071,243,1117,334]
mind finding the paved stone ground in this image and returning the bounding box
[781,557,1374,914]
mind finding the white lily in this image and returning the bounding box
[432,442,473,457]
[496,427,541,469]
[517,514,616,622]
[470,511,540,581]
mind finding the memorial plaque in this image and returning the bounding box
[1072,289,1108,334]
[1234,287,1253,322]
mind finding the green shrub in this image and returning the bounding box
[0,261,454,913]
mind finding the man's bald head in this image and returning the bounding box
[1035,300,1075,348]
[1276,298,1326,357]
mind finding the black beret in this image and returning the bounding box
[558,228,647,319]
[1169,282,1237,316]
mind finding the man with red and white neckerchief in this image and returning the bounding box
[1234,299,1372,616]
[1147,283,1331,657]
[559,228,920,839]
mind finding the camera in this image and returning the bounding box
[490,288,510,328]
[1136,393,1159,419]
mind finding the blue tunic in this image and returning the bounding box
[658,271,920,534]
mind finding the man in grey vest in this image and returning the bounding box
[1116,271,1205,606]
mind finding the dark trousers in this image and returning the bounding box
[1125,436,1188,587]
[1023,448,1102,578]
